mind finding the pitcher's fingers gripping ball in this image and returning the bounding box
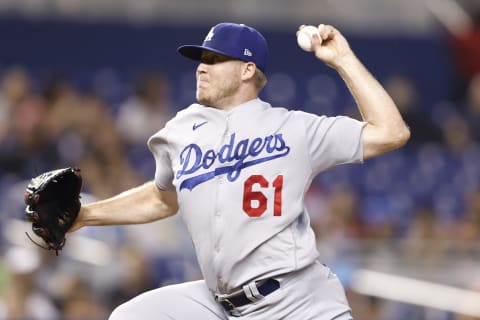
[24,167,82,255]
[296,25,321,52]
[298,24,352,69]
[297,24,335,51]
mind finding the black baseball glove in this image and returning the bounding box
[24,167,82,255]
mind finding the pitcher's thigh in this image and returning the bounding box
[109,280,226,320]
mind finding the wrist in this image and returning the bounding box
[333,52,360,74]
[69,206,87,232]
[333,53,368,85]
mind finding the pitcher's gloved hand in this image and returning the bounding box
[24,167,82,255]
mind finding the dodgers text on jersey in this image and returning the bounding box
[176,133,290,191]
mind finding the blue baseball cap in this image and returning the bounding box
[178,22,269,72]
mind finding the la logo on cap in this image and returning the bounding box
[205,27,215,42]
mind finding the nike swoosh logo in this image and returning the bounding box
[192,121,208,131]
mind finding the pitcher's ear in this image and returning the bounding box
[241,62,256,80]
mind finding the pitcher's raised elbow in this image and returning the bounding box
[399,125,411,146]
[392,125,411,149]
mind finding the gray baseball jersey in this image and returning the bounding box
[148,98,365,294]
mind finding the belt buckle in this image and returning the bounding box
[215,294,236,311]
[219,298,236,311]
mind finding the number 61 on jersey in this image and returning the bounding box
[243,175,283,217]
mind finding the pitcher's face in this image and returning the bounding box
[196,51,243,109]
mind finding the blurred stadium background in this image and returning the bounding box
[0,0,479,319]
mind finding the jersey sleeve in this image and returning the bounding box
[296,111,366,175]
[147,128,175,191]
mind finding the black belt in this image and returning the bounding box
[215,278,280,312]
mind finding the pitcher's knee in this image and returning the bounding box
[108,293,176,320]
[108,303,129,320]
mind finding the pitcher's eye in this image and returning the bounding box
[200,54,232,65]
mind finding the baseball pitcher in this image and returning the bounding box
[35,22,409,319]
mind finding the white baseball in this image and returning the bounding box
[297,25,320,52]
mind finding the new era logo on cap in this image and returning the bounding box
[177,22,269,72]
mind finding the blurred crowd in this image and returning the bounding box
[0,66,188,320]
[0,57,479,320]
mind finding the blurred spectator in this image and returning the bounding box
[0,94,59,179]
[309,185,366,267]
[116,71,171,146]
[384,74,442,144]
[41,76,140,198]
[447,7,480,94]
[105,244,157,308]
[348,294,384,320]
[41,75,81,142]
[438,109,475,156]
[75,93,139,198]
[60,275,109,320]
[400,205,447,264]
[0,246,60,320]
[454,188,480,255]
[0,67,31,141]
[463,73,480,140]
[115,71,172,181]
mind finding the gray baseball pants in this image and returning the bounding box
[109,260,353,320]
